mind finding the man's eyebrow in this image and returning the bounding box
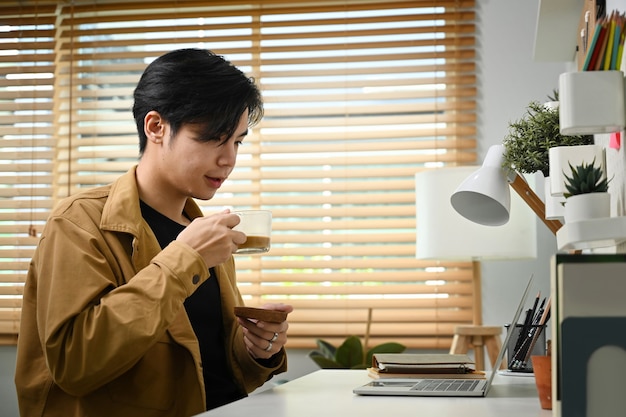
[238,130,249,138]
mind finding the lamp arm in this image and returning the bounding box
[509,173,562,235]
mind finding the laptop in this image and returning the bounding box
[353,274,535,397]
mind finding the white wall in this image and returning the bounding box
[476,0,565,329]
[0,0,579,414]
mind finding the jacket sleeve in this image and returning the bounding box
[36,214,210,396]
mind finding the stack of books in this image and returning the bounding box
[367,353,486,380]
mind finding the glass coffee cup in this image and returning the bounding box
[232,210,272,254]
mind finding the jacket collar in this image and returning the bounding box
[100,165,204,237]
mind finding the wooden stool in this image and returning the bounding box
[449,325,503,371]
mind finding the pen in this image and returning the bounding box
[533,297,546,325]
[522,298,551,365]
[514,309,532,351]
[527,292,540,331]
[509,297,551,371]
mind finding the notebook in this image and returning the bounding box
[353,274,535,397]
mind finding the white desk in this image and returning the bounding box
[196,370,552,417]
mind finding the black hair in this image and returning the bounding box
[132,48,263,155]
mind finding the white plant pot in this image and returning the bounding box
[564,193,610,224]
[559,70,626,135]
[549,145,606,197]
[544,177,565,220]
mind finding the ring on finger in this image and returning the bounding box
[265,341,273,352]
[270,332,279,343]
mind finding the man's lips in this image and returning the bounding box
[206,176,225,188]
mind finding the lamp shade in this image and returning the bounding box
[450,144,511,226]
[416,165,537,260]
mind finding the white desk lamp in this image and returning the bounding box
[450,144,562,235]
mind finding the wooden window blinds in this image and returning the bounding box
[0,0,477,349]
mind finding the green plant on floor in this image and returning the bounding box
[562,158,610,199]
[308,335,406,369]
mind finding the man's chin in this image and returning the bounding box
[193,191,217,201]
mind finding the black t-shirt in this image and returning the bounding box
[140,201,244,410]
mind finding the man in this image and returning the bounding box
[15,48,292,416]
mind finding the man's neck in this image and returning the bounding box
[135,163,189,225]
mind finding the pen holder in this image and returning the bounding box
[505,323,547,372]
[559,70,626,135]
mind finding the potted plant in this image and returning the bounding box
[548,144,605,197]
[308,335,406,369]
[502,91,594,177]
[562,158,611,223]
[501,90,594,219]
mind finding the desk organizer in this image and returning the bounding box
[559,71,626,135]
[505,323,547,372]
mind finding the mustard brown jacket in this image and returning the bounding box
[15,166,286,417]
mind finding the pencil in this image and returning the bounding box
[610,17,622,69]
[583,16,606,70]
[594,20,611,70]
[603,17,616,70]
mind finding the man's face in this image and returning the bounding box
[157,109,249,201]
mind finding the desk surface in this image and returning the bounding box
[196,370,552,417]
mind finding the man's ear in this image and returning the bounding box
[144,110,165,144]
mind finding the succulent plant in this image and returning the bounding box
[563,158,609,198]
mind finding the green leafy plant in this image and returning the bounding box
[502,90,594,177]
[563,158,610,198]
[308,336,406,369]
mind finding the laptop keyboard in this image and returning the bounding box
[410,379,481,392]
